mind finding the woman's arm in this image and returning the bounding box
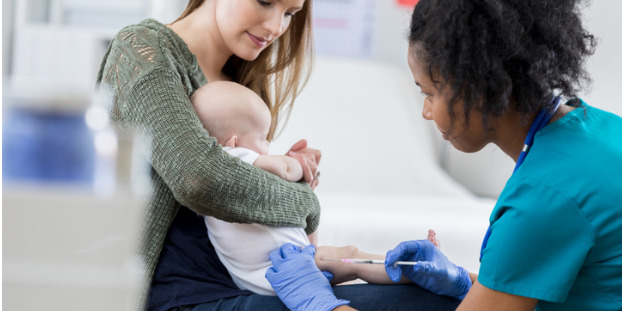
[98,27,320,232]
[129,72,319,230]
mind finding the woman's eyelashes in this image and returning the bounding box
[257,0,298,18]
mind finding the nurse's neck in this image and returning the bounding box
[493,108,532,163]
[493,101,575,163]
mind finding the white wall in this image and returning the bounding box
[583,1,622,117]
[372,1,412,70]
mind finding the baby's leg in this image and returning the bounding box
[315,245,359,284]
[427,229,441,248]
[315,245,398,285]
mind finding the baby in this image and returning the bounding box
[192,81,313,295]
[192,81,440,294]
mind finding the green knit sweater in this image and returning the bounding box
[96,19,320,310]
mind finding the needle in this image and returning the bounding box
[320,258,419,265]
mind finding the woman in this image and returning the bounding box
[266,0,622,310]
[97,0,320,309]
[97,0,460,310]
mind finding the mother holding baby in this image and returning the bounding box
[97,0,459,310]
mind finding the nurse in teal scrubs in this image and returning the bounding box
[263,0,622,310]
[384,0,622,309]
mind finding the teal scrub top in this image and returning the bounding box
[478,102,622,311]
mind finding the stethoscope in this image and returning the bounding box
[479,96,562,262]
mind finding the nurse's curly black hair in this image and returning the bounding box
[409,0,596,128]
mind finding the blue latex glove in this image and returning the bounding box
[266,243,350,311]
[322,271,335,282]
[385,240,472,300]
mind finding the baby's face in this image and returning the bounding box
[237,131,270,155]
[235,108,271,155]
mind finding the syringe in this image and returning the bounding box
[321,258,419,265]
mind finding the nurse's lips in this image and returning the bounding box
[247,32,268,48]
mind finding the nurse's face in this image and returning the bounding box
[215,0,305,61]
[407,44,493,153]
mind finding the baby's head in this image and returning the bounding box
[192,81,271,155]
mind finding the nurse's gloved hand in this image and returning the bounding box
[385,240,472,300]
[266,243,349,311]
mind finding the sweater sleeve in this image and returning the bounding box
[97,25,320,233]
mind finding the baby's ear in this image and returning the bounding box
[223,136,237,148]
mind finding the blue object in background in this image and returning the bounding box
[3,107,95,184]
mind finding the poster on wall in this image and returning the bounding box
[312,0,376,59]
[397,0,419,8]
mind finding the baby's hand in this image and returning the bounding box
[427,229,441,248]
[287,139,321,189]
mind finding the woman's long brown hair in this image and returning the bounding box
[175,0,314,141]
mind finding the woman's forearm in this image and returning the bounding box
[118,70,320,231]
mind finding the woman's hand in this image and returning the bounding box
[287,139,322,190]
[385,240,472,300]
[266,243,349,311]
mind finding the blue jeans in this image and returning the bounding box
[178,283,461,311]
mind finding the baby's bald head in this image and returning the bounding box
[192,81,271,154]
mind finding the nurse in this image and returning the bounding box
[265,0,622,310]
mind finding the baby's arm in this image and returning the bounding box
[314,245,408,285]
[253,155,303,182]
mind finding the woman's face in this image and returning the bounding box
[407,44,493,153]
[215,0,306,61]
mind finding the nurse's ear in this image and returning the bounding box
[223,136,238,148]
